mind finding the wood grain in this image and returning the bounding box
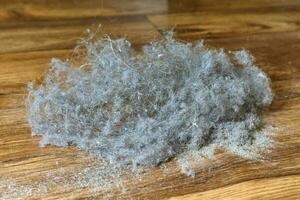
[0,0,299,199]
[170,175,300,200]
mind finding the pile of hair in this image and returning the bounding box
[26,32,273,171]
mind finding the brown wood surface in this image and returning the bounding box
[0,0,300,199]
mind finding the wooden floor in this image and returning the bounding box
[1,0,300,199]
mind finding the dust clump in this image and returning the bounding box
[26,31,273,177]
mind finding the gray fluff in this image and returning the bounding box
[26,33,273,168]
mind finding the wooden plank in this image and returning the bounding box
[0,0,299,22]
[0,0,169,20]
[148,11,300,39]
[169,175,300,200]
[0,15,160,54]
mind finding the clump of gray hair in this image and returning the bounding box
[26,32,273,170]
